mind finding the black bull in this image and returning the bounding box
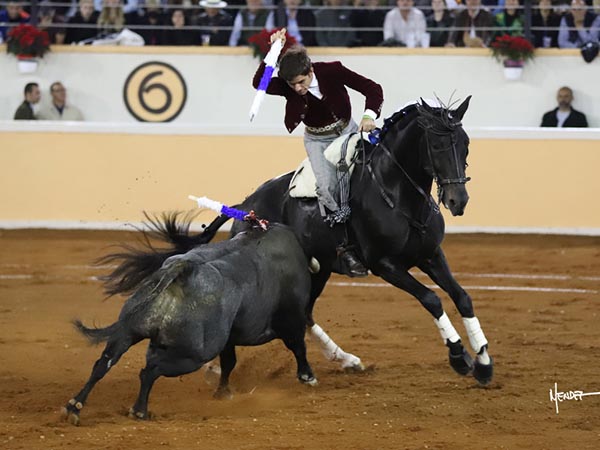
[63,224,317,425]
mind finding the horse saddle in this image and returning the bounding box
[289,133,366,199]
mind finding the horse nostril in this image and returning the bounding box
[449,199,456,207]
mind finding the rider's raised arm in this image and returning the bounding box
[252,61,288,96]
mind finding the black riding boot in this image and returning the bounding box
[332,223,367,278]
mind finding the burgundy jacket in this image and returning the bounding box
[252,61,384,133]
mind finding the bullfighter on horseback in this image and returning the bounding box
[252,28,384,277]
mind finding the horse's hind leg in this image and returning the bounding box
[130,342,204,420]
[213,343,236,400]
[375,259,475,377]
[63,337,135,425]
[419,247,493,385]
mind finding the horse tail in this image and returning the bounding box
[72,320,122,345]
[99,211,200,297]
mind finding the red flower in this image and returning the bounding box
[5,24,51,58]
[490,34,535,63]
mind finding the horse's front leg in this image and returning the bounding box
[419,247,493,385]
[374,259,476,380]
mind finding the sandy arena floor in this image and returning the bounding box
[0,229,599,450]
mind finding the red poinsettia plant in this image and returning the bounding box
[248,28,297,59]
[6,24,51,59]
[491,35,535,65]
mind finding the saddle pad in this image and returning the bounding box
[289,133,364,198]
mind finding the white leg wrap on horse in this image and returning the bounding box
[434,312,461,344]
[462,316,488,354]
[310,324,362,369]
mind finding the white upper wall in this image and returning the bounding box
[1,47,598,128]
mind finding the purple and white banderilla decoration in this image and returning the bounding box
[188,195,269,230]
[249,39,283,122]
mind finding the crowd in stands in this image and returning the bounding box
[1,0,599,47]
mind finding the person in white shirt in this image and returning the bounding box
[383,0,427,47]
[37,82,84,121]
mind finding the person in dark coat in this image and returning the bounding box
[531,0,562,47]
[14,83,41,120]
[196,0,233,45]
[268,0,317,47]
[540,86,589,127]
[426,0,454,47]
[349,0,386,46]
[163,8,198,45]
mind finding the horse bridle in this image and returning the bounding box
[366,118,471,212]
[422,122,471,204]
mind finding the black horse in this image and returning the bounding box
[104,98,493,385]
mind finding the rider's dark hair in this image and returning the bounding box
[278,46,312,82]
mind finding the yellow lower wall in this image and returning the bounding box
[1,132,599,231]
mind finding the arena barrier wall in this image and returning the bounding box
[1,46,599,127]
[1,123,599,234]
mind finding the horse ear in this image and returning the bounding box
[453,95,472,121]
[419,97,433,112]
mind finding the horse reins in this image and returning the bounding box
[360,119,469,233]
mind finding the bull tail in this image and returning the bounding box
[100,211,231,297]
[72,320,122,345]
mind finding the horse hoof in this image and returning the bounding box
[61,407,80,426]
[473,357,494,386]
[343,361,366,373]
[449,348,474,376]
[298,374,318,386]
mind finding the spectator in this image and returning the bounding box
[228,0,271,46]
[38,3,67,44]
[0,2,30,42]
[97,0,126,35]
[383,0,427,47]
[65,0,100,43]
[14,83,41,120]
[531,0,561,47]
[349,0,386,46]
[128,0,164,45]
[494,0,524,37]
[558,0,600,48]
[37,82,84,121]
[426,0,454,47]
[93,0,139,15]
[163,8,198,44]
[196,0,233,45]
[266,0,317,46]
[315,0,355,46]
[541,86,588,127]
[446,0,495,47]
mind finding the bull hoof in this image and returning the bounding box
[128,407,150,420]
[213,386,233,400]
[298,374,318,386]
[473,357,494,386]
